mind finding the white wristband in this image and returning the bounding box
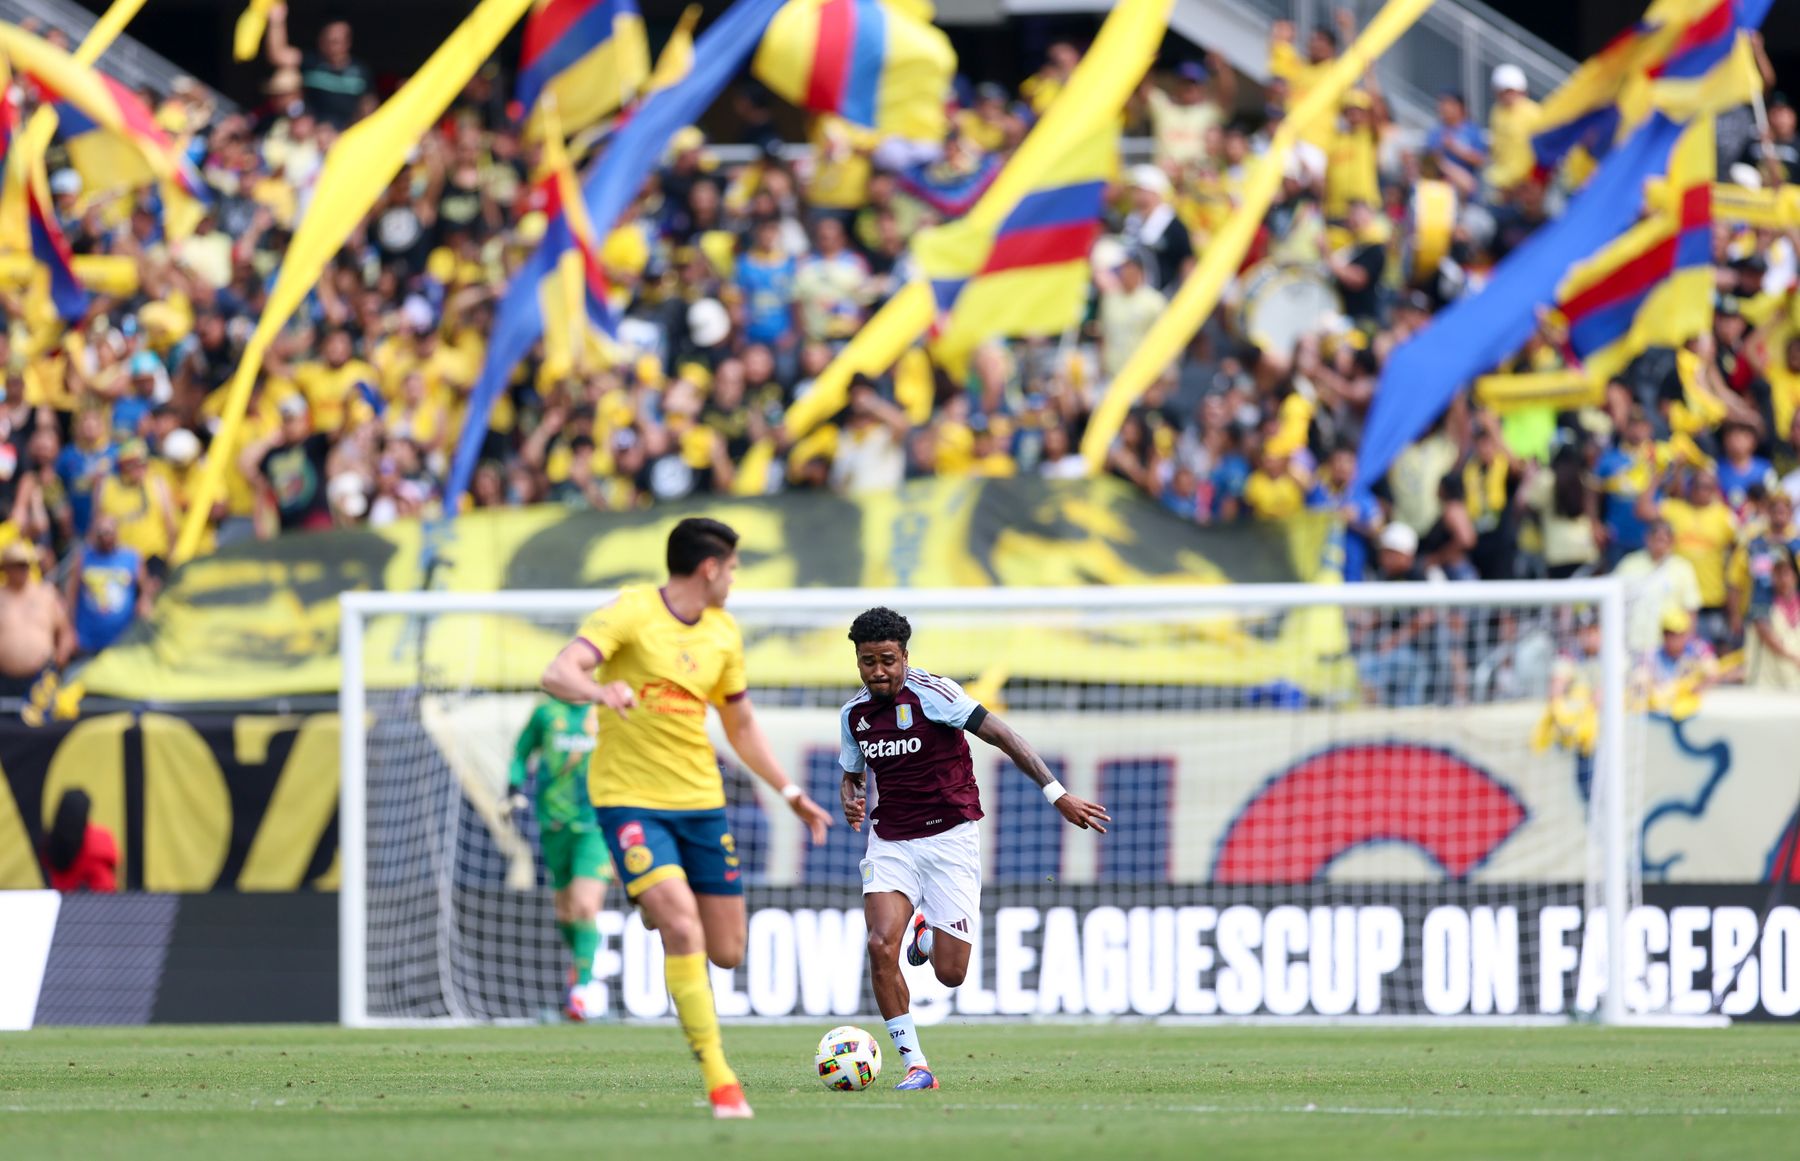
[781,783,804,802]
[1042,780,1068,805]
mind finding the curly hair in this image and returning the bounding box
[848,606,912,648]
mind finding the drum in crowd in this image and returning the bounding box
[1232,261,1343,356]
[1404,179,1458,287]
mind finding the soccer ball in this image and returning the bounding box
[815,1025,882,1091]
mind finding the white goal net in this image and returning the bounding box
[341,580,1660,1026]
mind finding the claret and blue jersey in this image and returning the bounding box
[840,668,989,841]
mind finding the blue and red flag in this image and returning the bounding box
[1532,0,1772,173]
[1556,117,1716,385]
[1357,113,1692,491]
[517,0,650,136]
[529,105,616,380]
[26,182,87,323]
[0,23,210,236]
[752,0,954,141]
[912,125,1113,366]
[893,150,1003,219]
[445,0,789,512]
[0,57,86,322]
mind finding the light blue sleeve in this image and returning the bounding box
[913,673,979,730]
[840,703,866,774]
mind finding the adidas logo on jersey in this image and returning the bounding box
[857,717,870,732]
[860,736,922,759]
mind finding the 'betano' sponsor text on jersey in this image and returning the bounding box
[839,669,988,841]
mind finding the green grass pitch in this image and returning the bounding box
[4,1024,1798,1159]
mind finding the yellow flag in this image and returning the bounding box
[235,0,278,62]
[174,0,536,562]
[782,0,1171,441]
[1081,0,1436,470]
[646,4,701,94]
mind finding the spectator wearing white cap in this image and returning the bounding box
[1120,164,1193,292]
[1486,64,1541,190]
[1095,251,1167,381]
[1740,91,1800,187]
[1354,522,1439,706]
[48,169,82,209]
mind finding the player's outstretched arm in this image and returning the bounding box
[718,696,834,845]
[973,712,1111,833]
[540,640,635,718]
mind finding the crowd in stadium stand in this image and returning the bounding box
[3,9,1800,700]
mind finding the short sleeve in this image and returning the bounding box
[576,600,629,667]
[711,622,748,706]
[914,674,981,730]
[840,706,866,774]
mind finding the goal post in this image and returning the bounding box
[340,580,1653,1027]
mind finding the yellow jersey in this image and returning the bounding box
[293,358,380,433]
[579,585,748,811]
[1268,42,1337,148]
[97,476,171,560]
[1662,498,1739,608]
[1244,471,1306,520]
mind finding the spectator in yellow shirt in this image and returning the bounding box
[1020,42,1081,117]
[1647,470,1740,645]
[1243,449,1313,521]
[294,329,379,434]
[968,419,1017,479]
[1141,58,1234,174]
[1268,11,1354,148]
[1324,92,1381,221]
[955,84,1017,153]
[1486,64,1541,191]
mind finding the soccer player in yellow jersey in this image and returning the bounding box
[541,517,833,1120]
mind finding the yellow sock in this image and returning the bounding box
[665,952,737,1092]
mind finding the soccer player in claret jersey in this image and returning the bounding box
[506,697,611,1021]
[541,518,834,1119]
[839,607,1110,1092]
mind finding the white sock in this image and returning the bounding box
[916,923,934,959]
[885,1013,928,1070]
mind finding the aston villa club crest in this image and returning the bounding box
[896,705,913,730]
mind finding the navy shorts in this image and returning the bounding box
[594,806,743,898]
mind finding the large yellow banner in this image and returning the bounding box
[86,478,1334,702]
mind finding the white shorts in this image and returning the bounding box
[860,821,981,941]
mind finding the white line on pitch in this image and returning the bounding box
[742,1101,1797,1118]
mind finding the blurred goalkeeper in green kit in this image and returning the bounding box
[509,696,613,1020]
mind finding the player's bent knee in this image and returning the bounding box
[867,930,901,964]
[933,961,968,987]
[707,944,745,971]
[656,913,703,952]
